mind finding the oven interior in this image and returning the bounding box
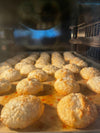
[0,0,100,62]
[0,1,100,132]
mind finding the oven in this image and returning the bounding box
[0,0,100,132]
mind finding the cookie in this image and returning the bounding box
[63,64,81,73]
[0,68,21,82]
[20,64,36,76]
[57,93,98,128]
[55,68,74,79]
[54,77,80,95]
[87,76,100,93]
[1,95,44,129]
[28,69,48,82]
[16,78,43,95]
[80,67,100,80]
[70,57,88,68]
[0,79,11,94]
[42,65,58,75]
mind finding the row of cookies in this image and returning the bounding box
[0,53,51,129]
[52,52,99,128]
[0,51,100,95]
[0,53,45,129]
[0,51,99,130]
[53,68,99,128]
[0,53,29,94]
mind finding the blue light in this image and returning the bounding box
[14,26,61,40]
[14,30,31,38]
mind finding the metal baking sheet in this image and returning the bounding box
[0,52,100,132]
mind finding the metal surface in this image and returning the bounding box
[0,52,100,132]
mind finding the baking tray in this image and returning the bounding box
[0,52,100,133]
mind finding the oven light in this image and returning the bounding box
[14,27,61,40]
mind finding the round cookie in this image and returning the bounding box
[1,95,44,129]
[0,65,12,74]
[16,78,43,95]
[0,68,21,82]
[63,64,81,74]
[57,93,98,128]
[87,76,100,93]
[54,77,80,95]
[55,68,74,79]
[15,62,28,71]
[42,65,58,75]
[0,79,11,94]
[28,69,49,82]
[21,58,35,65]
[51,52,65,68]
[20,64,36,76]
[70,57,88,68]
[63,52,75,62]
[35,52,50,68]
[80,67,100,80]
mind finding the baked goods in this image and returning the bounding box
[6,58,18,66]
[16,78,43,95]
[70,57,88,68]
[21,53,39,64]
[0,79,11,94]
[0,65,12,74]
[63,52,75,62]
[51,52,65,68]
[0,68,21,82]
[26,53,39,62]
[1,95,44,129]
[55,68,74,79]
[15,62,28,71]
[63,64,81,73]
[35,52,50,68]
[87,76,100,93]
[0,62,11,67]
[54,77,80,95]
[57,93,98,128]
[20,64,36,76]
[80,67,100,80]
[28,69,48,82]
[42,65,58,75]
[12,53,28,62]
[21,58,35,65]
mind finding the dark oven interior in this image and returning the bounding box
[0,0,100,62]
